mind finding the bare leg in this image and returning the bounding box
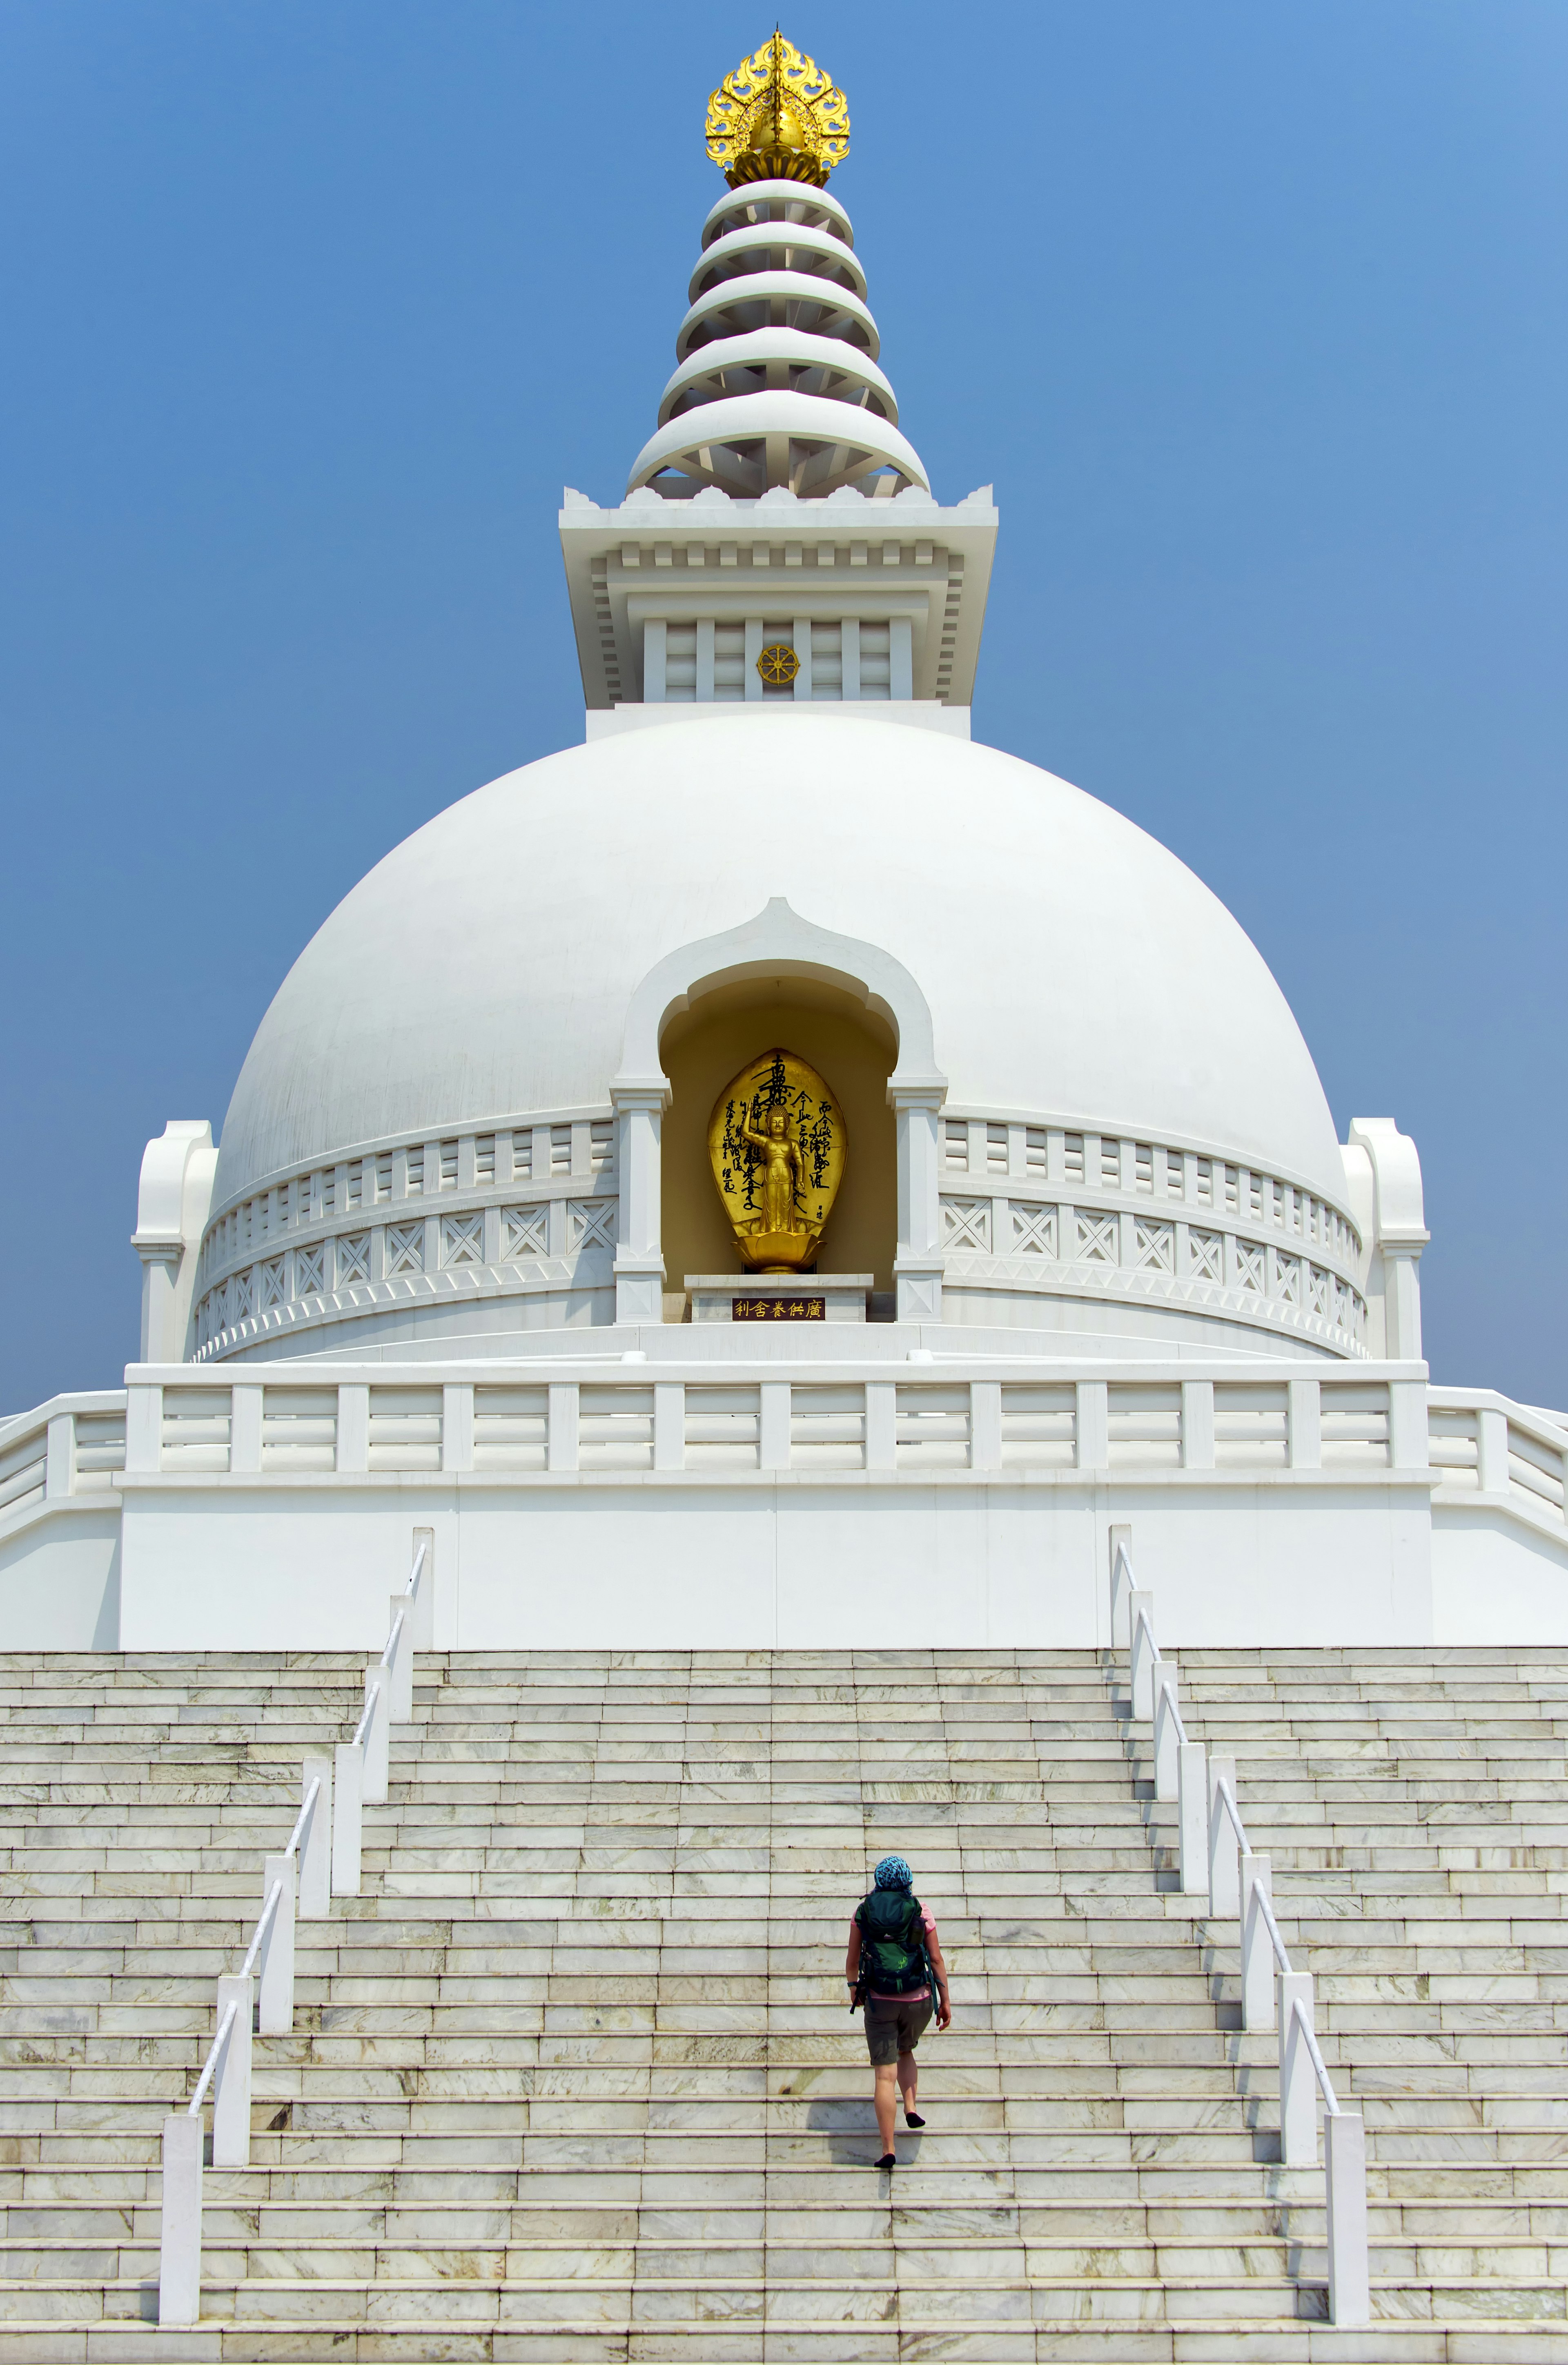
[873,2062,898,2152]
[897,2049,918,2119]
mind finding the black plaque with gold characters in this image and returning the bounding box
[708,1048,846,1274]
[733,1296,826,1321]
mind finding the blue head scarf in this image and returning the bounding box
[873,1854,913,1890]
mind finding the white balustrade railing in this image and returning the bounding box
[158,1531,431,2327]
[9,1375,1567,1555]
[1110,1526,1370,2330]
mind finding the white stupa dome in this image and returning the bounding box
[215,712,1343,1207]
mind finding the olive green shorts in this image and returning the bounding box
[864,1995,933,2067]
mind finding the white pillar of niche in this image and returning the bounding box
[890,1082,947,1323]
[1346,1119,1428,1363]
[644,621,668,704]
[1382,1246,1424,1361]
[611,1082,670,1323]
[132,1120,217,1363]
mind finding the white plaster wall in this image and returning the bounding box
[103,1479,1436,1652]
[1432,1507,1568,1645]
[119,1491,463,1654]
[0,1511,120,1649]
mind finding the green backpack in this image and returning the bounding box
[856,1888,931,1996]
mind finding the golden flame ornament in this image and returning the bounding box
[708,1048,847,1273]
[705,32,850,188]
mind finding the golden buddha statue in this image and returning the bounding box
[708,1048,847,1273]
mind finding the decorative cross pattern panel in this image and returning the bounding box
[1011,1202,1057,1257]
[941,1196,992,1253]
[567,1199,616,1254]
[231,1270,255,1323]
[1234,1240,1265,1295]
[336,1233,370,1285]
[1274,1254,1302,1307]
[1133,1220,1174,1274]
[294,1242,325,1297]
[1308,1263,1331,1317]
[385,1222,424,1276]
[1075,1211,1118,1264]
[1189,1229,1223,1282]
[502,1206,549,1260]
[441,1212,484,1267]
[259,1259,285,1312]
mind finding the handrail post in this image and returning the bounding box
[361,1674,389,1805]
[1154,1670,1181,1801]
[332,1739,363,1895]
[297,1758,332,1919]
[1279,1972,1317,2167]
[1325,2106,1370,2325]
[1207,1754,1239,1918]
[257,1857,295,2036]
[1177,1740,1207,1895]
[408,1528,435,1647]
[1241,1850,1275,2032]
[158,2112,203,2325]
[1108,1523,1132,1648]
[386,1595,413,1722]
[210,1973,252,2169]
[1128,1593,1156,1719]
[45,1410,78,1501]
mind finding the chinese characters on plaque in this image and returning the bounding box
[733,1296,826,1321]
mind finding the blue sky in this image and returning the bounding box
[2,2,1564,1408]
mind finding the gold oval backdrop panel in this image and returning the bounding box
[707,1047,848,1273]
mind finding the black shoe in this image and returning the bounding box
[904,2112,925,2129]
[874,2151,896,2169]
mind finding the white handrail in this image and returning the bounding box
[1213,1771,1248,1852]
[1105,1522,1368,2328]
[1252,1875,1294,1977]
[352,1679,381,1750]
[186,1997,238,2118]
[1158,1676,1188,1748]
[1290,1991,1342,2116]
[284,1775,321,1860]
[381,1606,406,1669]
[239,1878,283,1981]
[162,1537,429,2332]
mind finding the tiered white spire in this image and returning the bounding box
[626,180,929,502]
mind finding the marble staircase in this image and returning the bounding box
[0,1646,1562,2360]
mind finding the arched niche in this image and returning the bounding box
[610,900,947,1325]
[659,973,898,1309]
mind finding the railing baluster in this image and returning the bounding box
[157,2114,203,2325]
[210,1973,252,2169]
[1279,1973,1318,2167]
[296,1759,332,1920]
[1177,1741,1208,1895]
[256,1857,295,2036]
[1241,1851,1275,2032]
[1207,1755,1240,1918]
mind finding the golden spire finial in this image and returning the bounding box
[705,31,850,188]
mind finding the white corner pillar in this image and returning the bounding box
[890,1082,947,1323]
[644,620,668,703]
[1347,1118,1429,1363]
[131,1120,218,1363]
[134,1244,186,1364]
[611,1081,670,1324]
[1382,1246,1424,1361]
